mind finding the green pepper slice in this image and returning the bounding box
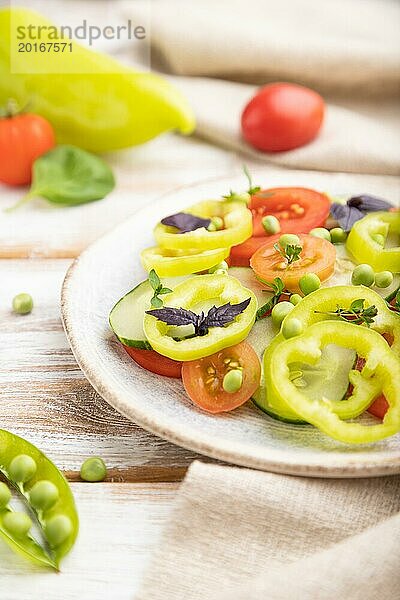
[267,321,400,443]
[261,285,400,421]
[143,274,257,360]
[154,201,253,251]
[0,429,78,569]
[346,211,400,272]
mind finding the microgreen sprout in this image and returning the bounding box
[314,298,378,327]
[148,269,172,308]
[274,243,302,266]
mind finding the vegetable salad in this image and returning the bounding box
[110,172,400,445]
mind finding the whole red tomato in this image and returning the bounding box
[241,83,325,152]
[0,111,56,186]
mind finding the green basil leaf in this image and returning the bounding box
[30,145,115,206]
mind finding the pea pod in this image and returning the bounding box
[0,429,78,570]
[0,8,195,152]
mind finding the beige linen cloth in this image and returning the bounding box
[129,1,400,598]
[137,462,400,600]
[127,0,400,175]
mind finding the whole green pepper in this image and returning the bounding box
[0,8,195,152]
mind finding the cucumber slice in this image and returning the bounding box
[109,276,186,349]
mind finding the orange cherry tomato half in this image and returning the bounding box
[123,346,182,378]
[181,342,261,413]
[230,188,330,266]
[241,82,325,153]
[250,233,336,292]
[0,113,56,186]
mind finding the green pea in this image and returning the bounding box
[208,261,228,274]
[45,515,72,547]
[0,482,11,508]
[282,318,303,339]
[12,293,33,315]
[80,457,107,483]
[271,301,294,328]
[374,271,393,289]
[330,227,347,244]
[222,369,243,393]
[3,512,32,538]
[351,264,375,287]
[9,455,37,483]
[214,269,228,275]
[299,273,321,295]
[279,234,300,250]
[371,233,385,246]
[310,227,331,242]
[207,216,224,232]
[29,480,59,511]
[262,215,281,235]
[289,294,302,306]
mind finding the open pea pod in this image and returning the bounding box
[0,429,78,570]
[0,8,195,152]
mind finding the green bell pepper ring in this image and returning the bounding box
[0,429,78,569]
[143,274,257,360]
[0,8,195,152]
[154,201,253,251]
[268,321,400,443]
[346,211,400,272]
[261,285,400,422]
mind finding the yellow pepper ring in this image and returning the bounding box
[268,320,400,444]
[154,200,253,251]
[140,246,229,277]
[346,211,400,272]
[143,274,257,361]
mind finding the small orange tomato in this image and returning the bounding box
[182,342,261,413]
[250,233,336,292]
[0,112,56,186]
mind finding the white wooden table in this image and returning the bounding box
[0,133,245,598]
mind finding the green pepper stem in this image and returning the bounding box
[4,190,37,213]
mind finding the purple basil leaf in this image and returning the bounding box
[330,203,365,232]
[161,212,211,233]
[347,194,393,212]
[205,298,251,328]
[145,306,198,326]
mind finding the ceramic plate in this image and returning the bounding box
[61,171,400,478]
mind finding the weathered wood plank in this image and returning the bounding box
[0,134,237,258]
[0,260,207,481]
[0,482,177,599]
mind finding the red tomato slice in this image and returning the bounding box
[181,342,261,413]
[250,233,335,293]
[123,346,182,378]
[368,395,389,420]
[230,188,330,266]
[354,355,390,421]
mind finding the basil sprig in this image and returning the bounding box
[146,298,251,337]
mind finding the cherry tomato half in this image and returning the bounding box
[123,346,182,378]
[0,113,56,186]
[250,233,336,292]
[230,188,330,266]
[241,82,325,153]
[181,342,261,413]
